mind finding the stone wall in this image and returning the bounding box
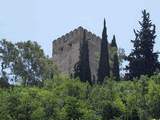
[52,26,101,81]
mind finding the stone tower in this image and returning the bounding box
[52,26,101,81]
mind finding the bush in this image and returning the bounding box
[1,75,160,119]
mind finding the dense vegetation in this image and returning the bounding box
[74,10,160,84]
[0,40,57,87]
[1,75,160,120]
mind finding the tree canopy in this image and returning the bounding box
[98,19,110,84]
[126,10,159,79]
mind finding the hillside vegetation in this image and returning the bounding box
[1,75,160,120]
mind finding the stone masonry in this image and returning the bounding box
[52,26,101,81]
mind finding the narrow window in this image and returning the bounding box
[68,43,72,47]
[59,47,63,52]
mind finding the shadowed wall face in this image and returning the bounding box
[52,26,101,81]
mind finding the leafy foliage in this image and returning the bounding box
[0,39,19,86]
[0,40,58,86]
[1,75,160,119]
[126,10,160,79]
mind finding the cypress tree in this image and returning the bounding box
[111,35,120,80]
[126,10,159,79]
[110,35,117,48]
[74,30,92,84]
[98,19,110,83]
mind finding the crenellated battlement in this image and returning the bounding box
[53,26,101,47]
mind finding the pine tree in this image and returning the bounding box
[98,19,110,83]
[111,35,120,80]
[126,10,159,79]
[74,30,92,84]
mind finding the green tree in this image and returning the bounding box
[126,10,159,79]
[13,41,46,86]
[98,19,110,83]
[0,40,57,86]
[39,57,58,83]
[74,30,92,84]
[110,35,117,48]
[0,39,18,86]
[110,35,120,80]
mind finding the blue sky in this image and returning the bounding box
[0,0,159,56]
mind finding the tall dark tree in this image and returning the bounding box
[110,35,117,48]
[126,10,159,79]
[111,35,120,80]
[98,19,110,83]
[74,30,91,84]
